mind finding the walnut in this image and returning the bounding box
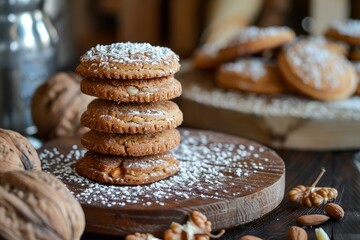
[163,211,224,240]
[127,211,224,240]
[289,168,338,207]
[31,72,94,140]
[0,171,85,240]
[126,232,160,240]
[0,128,41,173]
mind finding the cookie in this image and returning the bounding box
[81,99,183,134]
[278,39,358,101]
[75,42,180,79]
[192,41,230,69]
[0,171,85,240]
[325,19,360,46]
[80,76,182,102]
[81,129,180,156]
[31,72,94,140]
[216,58,287,94]
[192,26,295,69]
[0,128,41,173]
[75,151,180,185]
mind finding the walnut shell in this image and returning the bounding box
[0,171,85,240]
[0,128,41,173]
[31,72,93,140]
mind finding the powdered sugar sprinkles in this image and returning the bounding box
[39,129,284,208]
[221,59,267,81]
[331,19,360,38]
[81,42,179,66]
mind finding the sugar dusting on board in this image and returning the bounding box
[81,42,179,66]
[39,130,283,208]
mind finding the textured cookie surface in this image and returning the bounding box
[81,99,183,134]
[31,72,93,140]
[326,19,360,45]
[76,42,180,79]
[0,171,85,240]
[81,76,182,102]
[278,39,358,101]
[0,128,41,173]
[192,26,295,69]
[81,129,180,156]
[75,151,180,185]
[216,58,287,94]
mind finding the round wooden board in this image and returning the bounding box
[39,128,285,237]
[178,63,360,150]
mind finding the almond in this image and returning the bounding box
[288,226,308,240]
[297,214,329,226]
[325,203,344,220]
[239,235,262,240]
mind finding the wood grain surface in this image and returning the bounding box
[80,149,360,240]
[39,128,285,237]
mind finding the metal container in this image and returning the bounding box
[0,0,58,134]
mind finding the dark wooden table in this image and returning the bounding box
[81,149,360,240]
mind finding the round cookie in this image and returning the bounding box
[31,72,94,140]
[325,19,360,46]
[81,76,182,102]
[81,99,183,134]
[81,129,180,156]
[217,26,295,63]
[192,26,295,69]
[278,39,358,101]
[0,170,85,240]
[192,41,230,69]
[216,58,287,94]
[75,151,180,185]
[76,42,180,80]
[0,128,41,173]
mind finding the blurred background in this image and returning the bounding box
[66,0,360,62]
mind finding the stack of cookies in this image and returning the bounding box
[74,42,183,185]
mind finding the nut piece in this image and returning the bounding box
[325,203,344,220]
[126,86,139,96]
[297,214,330,226]
[125,232,160,240]
[288,226,308,240]
[239,235,263,240]
[133,116,145,124]
[315,227,330,240]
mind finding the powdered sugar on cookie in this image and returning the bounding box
[331,19,360,38]
[231,26,293,44]
[81,42,179,66]
[286,40,350,89]
[221,59,267,81]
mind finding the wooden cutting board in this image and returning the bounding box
[177,63,360,150]
[39,128,285,237]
